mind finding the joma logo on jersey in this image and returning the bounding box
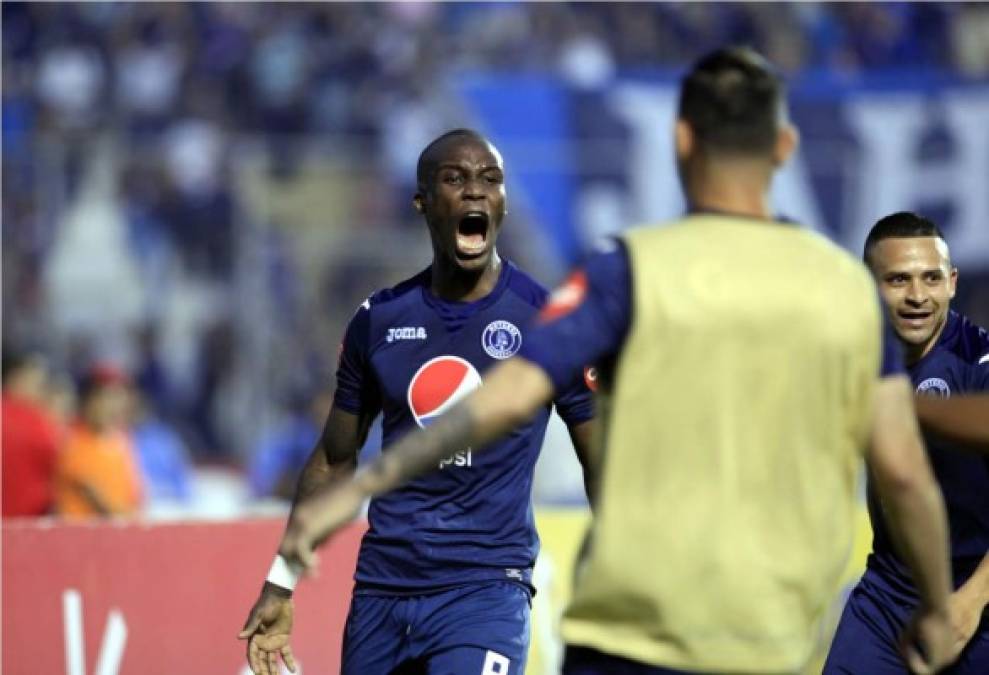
[387,327,427,343]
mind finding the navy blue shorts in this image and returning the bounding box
[824,571,989,674]
[341,581,530,675]
[563,645,696,675]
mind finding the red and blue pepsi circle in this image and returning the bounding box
[407,356,483,428]
[482,320,522,359]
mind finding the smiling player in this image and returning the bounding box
[825,212,989,674]
[238,129,595,675]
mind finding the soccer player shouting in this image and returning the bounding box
[239,129,594,675]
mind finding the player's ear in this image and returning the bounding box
[413,193,424,214]
[949,266,958,299]
[674,119,694,162]
[773,123,799,167]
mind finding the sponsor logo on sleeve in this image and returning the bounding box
[539,269,587,323]
[583,366,599,392]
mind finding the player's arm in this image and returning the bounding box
[914,394,989,452]
[947,552,989,655]
[277,405,374,560]
[567,420,598,505]
[867,374,955,673]
[239,301,378,675]
[554,369,599,504]
[238,406,372,675]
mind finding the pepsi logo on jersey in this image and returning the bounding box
[407,356,482,468]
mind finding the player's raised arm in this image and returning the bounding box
[866,374,955,673]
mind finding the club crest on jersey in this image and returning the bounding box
[387,327,427,343]
[916,377,951,398]
[482,320,522,359]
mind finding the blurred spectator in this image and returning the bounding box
[1,350,61,517]
[114,13,188,137]
[54,364,144,518]
[35,36,106,132]
[44,370,78,436]
[129,390,193,508]
[247,388,333,500]
[952,3,989,78]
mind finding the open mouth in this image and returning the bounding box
[456,212,489,257]
[898,310,932,327]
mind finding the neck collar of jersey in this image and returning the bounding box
[420,260,513,331]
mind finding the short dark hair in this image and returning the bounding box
[863,211,946,264]
[678,47,785,155]
[416,128,490,190]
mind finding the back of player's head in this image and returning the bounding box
[678,47,785,156]
[863,211,946,265]
[416,129,491,190]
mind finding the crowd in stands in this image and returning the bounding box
[3,3,988,517]
[2,351,175,517]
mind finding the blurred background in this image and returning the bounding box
[4,1,989,521]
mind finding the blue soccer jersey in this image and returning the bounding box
[866,310,989,593]
[826,311,989,674]
[334,261,593,592]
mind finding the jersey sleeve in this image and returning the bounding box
[880,313,906,378]
[519,240,633,395]
[333,301,382,416]
[552,377,594,426]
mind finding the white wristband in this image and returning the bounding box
[266,554,302,591]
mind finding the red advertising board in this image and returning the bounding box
[1,518,365,675]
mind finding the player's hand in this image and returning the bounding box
[947,584,985,654]
[279,480,365,574]
[238,587,297,675]
[899,604,958,674]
